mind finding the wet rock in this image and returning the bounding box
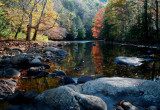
[12,48,24,53]
[116,106,124,110]
[0,79,17,101]
[34,86,107,110]
[23,90,37,104]
[57,44,63,47]
[27,69,41,76]
[0,71,5,78]
[45,51,53,57]
[45,47,57,53]
[53,69,66,77]
[148,106,157,110]
[1,57,11,64]
[122,102,138,110]
[30,58,42,65]
[58,76,75,85]
[11,55,29,67]
[78,76,93,83]
[8,90,23,105]
[26,49,43,53]
[43,64,50,69]
[48,73,56,78]
[56,49,68,56]
[5,68,21,78]
[38,71,49,77]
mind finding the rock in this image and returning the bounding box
[43,64,50,69]
[12,48,25,52]
[34,86,107,110]
[26,49,43,53]
[45,51,53,57]
[8,90,23,105]
[8,50,21,55]
[48,73,56,78]
[116,106,124,110]
[56,49,68,56]
[80,77,160,103]
[53,69,66,77]
[0,79,17,101]
[30,58,42,65]
[27,69,41,76]
[0,71,5,78]
[122,102,138,110]
[23,90,37,104]
[78,76,93,83]
[57,44,63,47]
[45,47,57,53]
[114,56,152,66]
[148,106,157,110]
[11,55,29,67]
[5,68,21,78]
[58,76,75,85]
[38,71,49,77]
[1,57,11,64]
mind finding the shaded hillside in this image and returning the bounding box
[49,0,105,40]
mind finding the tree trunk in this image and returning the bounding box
[14,27,21,39]
[156,0,159,39]
[26,25,31,41]
[32,27,38,41]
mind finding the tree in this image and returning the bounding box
[77,16,86,39]
[92,8,104,38]
[70,22,78,39]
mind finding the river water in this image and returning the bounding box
[16,40,160,94]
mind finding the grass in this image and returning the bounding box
[10,32,49,42]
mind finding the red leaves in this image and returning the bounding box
[92,8,104,38]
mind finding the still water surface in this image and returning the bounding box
[18,41,160,93]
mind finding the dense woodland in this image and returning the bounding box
[99,0,160,44]
[1,0,160,44]
[0,0,106,41]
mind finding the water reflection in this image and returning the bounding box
[17,41,160,93]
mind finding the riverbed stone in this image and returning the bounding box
[23,90,37,104]
[11,55,29,67]
[34,86,107,110]
[58,76,75,85]
[5,68,21,78]
[78,76,93,83]
[45,47,57,53]
[53,69,66,77]
[0,79,17,101]
[8,90,23,105]
[56,49,68,56]
[122,102,138,110]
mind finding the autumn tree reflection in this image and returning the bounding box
[91,42,103,74]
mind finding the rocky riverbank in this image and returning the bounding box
[0,40,160,110]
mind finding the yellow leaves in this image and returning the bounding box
[0,3,4,6]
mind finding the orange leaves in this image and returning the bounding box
[92,8,104,38]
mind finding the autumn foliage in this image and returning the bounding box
[92,8,104,38]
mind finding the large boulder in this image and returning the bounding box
[56,49,68,56]
[80,77,160,103]
[11,55,29,67]
[5,68,21,78]
[0,79,17,101]
[32,86,107,110]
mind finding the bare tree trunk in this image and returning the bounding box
[26,25,31,41]
[32,0,48,41]
[14,27,21,39]
[32,27,38,41]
